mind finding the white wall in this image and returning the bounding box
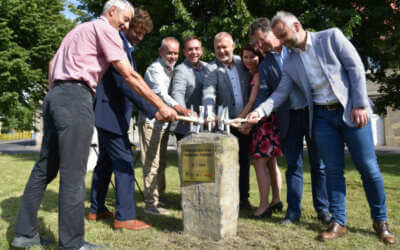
[371,114,385,146]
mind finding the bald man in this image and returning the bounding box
[202,32,252,209]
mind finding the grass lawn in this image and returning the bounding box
[0,151,399,249]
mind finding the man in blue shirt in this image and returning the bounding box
[88,8,156,231]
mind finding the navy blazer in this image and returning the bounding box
[256,53,290,140]
[94,33,157,136]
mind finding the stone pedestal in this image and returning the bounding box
[177,133,239,240]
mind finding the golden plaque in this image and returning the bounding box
[181,143,215,182]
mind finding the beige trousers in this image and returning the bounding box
[138,123,169,207]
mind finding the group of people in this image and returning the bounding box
[10,0,395,249]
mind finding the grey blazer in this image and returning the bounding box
[257,28,371,135]
[202,55,251,118]
[171,59,208,135]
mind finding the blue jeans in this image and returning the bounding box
[313,107,387,225]
[282,109,329,221]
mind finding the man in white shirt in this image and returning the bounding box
[138,37,190,215]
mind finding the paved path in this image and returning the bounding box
[0,139,399,155]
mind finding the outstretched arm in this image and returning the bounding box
[112,59,177,121]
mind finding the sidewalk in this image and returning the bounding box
[0,139,40,154]
[0,139,399,155]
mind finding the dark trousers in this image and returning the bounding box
[175,133,185,142]
[89,128,136,221]
[15,82,94,250]
[282,109,329,221]
[231,127,251,201]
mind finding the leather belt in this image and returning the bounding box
[290,106,308,112]
[54,80,91,93]
[314,103,342,111]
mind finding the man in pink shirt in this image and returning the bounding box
[11,1,177,249]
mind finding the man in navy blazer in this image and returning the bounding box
[89,8,156,231]
[248,11,395,244]
[248,17,330,225]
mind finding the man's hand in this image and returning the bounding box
[183,111,198,126]
[154,111,164,121]
[173,104,191,116]
[157,105,178,122]
[351,107,369,128]
[246,111,261,124]
[238,123,253,135]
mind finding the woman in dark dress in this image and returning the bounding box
[238,43,283,218]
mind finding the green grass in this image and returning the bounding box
[0,151,399,249]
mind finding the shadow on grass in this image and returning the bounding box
[5,153,40,163]
[280,152,400,177]
[1,191,58,249]
[83,185,183,232]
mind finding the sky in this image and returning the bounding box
[61,0,80,20]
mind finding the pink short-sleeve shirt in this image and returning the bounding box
[50,16,128,93]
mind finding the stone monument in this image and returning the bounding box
[177,105,241,240]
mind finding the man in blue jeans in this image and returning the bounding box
[248,17,330,225]
[248,11,395,244]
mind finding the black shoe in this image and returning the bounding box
[158,196,169,207]
[78,241,109,250]
[252,207,273,219]
[280,217,299,225]
[269,201,283,212]
[11,233,54,248]
[317,212,332,225]
[239,199,253,210]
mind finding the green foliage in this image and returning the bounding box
[0,92,33,131]
[76,0,254,72]
[73,1,399,114]
[5,0,395,121]
[0,0,74,130]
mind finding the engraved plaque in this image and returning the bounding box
[181,143,215,182]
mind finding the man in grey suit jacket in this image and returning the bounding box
[247,11,395,244]
[203,32,252,209]
[171,36,208,140]
[248,17,330,225]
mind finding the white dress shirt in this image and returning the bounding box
[139,58,177,129]
[296,32,338,105]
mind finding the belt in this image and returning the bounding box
[314,103,342,111]
[54,80,91,93]
[290,106,308,112]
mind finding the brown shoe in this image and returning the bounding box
[373,221,396,244]
[320,221,347,241]
[88,209,114,221]
[113,219,151,231]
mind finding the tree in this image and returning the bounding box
[75,0,400,114]
[75,0,253,73]
[0,0,74,130]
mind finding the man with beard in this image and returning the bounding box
[171,36,208,140]
[247,11,395,244]
[138,37,190,215]
[247,17,330,225]
[88,8,155,231]
[202,32,252,209]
